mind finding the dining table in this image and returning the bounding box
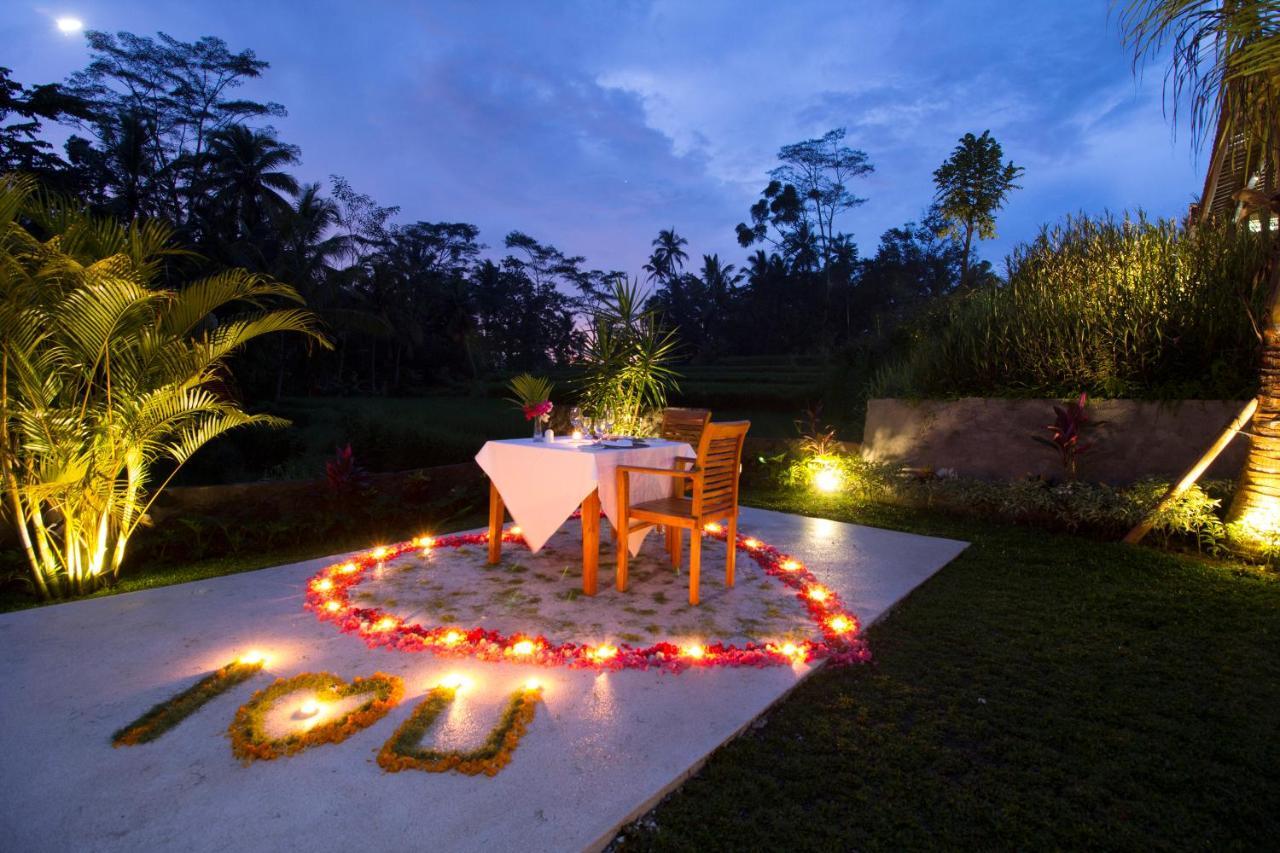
[473,436,695,595]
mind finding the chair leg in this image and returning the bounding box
[688,529,701,606]
[725,515,736,588]
[667,526,682,568]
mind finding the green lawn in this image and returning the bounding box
[179,395,810,485]
[620,487,1280,850]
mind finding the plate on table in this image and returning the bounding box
[603,438,647,448]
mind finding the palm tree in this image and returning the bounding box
[1120,0,1280,555]
[270,183,351,396]
[697,253,742,345]
[0,175,329,598]
[644,227,689,283]
[204,125,301,241]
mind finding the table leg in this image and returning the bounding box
[581,488,600,596]
[487,480,504,565]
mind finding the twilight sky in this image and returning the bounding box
[5,0,1206,276]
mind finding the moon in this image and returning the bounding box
[55,16,84,34]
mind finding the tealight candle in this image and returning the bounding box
[572,429,583,441]
[297,699,320,719]
[545,429,555,442]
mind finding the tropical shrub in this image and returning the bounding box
[784,404,895,499]
[873,213,1270,400]
[0,175,327,598]
[1031,392,1100,480]
[578,276,681,435]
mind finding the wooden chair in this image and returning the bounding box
[660,407,711,447]
[615,420,750,605]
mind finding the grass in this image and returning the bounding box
[0,504,490,613]
[179,394,814,485]
[620,485,1280,850]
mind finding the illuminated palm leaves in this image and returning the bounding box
[578,276,681,436]
[0,174,328,598]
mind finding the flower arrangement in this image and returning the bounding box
[113,658,265,746]
[228,671,403,763]
[377,683,541,776]
[303,527,870,672]
[506,374,555,437]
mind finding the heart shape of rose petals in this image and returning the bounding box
[229,671,403,763]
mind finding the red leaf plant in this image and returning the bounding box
[1032,392,1101,481]
[326,443,370,498]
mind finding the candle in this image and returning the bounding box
[572,429,583,441]
[545,429,555,442]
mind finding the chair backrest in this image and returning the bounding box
[692,420,750,518]
[661,407,711,447]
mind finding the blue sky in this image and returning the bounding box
[5,0,1206,276]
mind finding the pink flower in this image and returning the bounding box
[522,400,553,421]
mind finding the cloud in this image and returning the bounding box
[3,0,1204,274]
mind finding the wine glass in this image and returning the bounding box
[602,410,615,439]
[570,406,583,438]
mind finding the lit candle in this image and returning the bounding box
[572,429,583,441]
[297,699,320,718]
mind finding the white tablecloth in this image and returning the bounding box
[474,438,694,555]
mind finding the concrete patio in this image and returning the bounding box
[0,507,966,852]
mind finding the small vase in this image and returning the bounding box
[532,417,544,442]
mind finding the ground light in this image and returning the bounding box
[813,466,843,493]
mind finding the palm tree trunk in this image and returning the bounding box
[960,222,974,289]
[1225,256,1280,554]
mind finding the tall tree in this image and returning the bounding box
[1121,0,1280,556]
[644,227,689,283]
[697,253,743,352]
[66,31,284,224]
[0,68,92,179]
[932,130,1023,288]
[203,125,300,246]
[736,128,872,272]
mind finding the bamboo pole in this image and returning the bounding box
[1123,397,1259,544]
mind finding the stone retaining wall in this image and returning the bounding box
[862,398,1250,483]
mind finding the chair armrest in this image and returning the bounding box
[672,456,697,468]
[617,464,698,480]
